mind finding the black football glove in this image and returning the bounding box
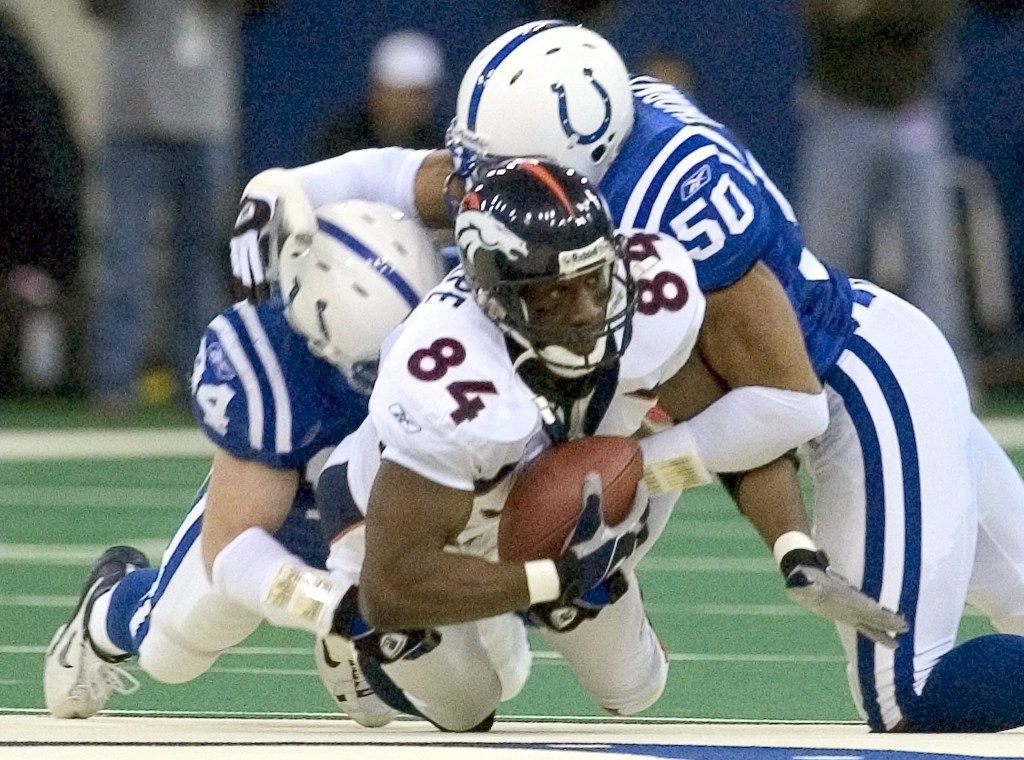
[331,586,441,663]
[528,570,629,632]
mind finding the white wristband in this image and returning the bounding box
[524,559,561,605]
[772,530,818,566]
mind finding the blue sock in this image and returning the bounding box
[105,567,158,655]
[906,634,1024,732]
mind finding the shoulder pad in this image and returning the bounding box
[191,301,347,468]
[619,231,706,388]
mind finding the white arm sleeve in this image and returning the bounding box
[642,386,828,475]
[292,147,432,223]
[212,526,346,636]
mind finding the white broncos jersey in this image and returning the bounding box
[343,231,704,560]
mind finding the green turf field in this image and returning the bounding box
[1,409,1019,722]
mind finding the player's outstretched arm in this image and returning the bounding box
[641,266,905,643]
[229,149,453,296]
[360,460,534,630]
[359,459,643,632]
[229,168,317,294]
[201,448,359,637]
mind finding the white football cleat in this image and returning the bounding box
[44,546,149,718]
[316,635,397,727]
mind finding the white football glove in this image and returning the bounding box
[229,168,317,296]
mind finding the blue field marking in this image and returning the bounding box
[511,745,1000,760]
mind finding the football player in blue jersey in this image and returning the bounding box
[228,21,1024,734]
[44,201,445,724]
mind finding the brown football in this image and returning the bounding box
[498,436,644,562]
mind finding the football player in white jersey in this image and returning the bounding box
[300,157,899,732]
[227,21,1024,734]
[44,201,445,725]
[318,158,697,730]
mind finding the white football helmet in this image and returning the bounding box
[279,201,445,395]
[447,21,635,187]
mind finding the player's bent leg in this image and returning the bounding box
[363,621,504,732]
[966,415,1024,633]
[136,524,263,683]
[475,613,532,701]
[815,287,977,731]
[537,573,667,715]
[44,546,151,718]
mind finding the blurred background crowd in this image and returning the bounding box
[1,0,1022,414]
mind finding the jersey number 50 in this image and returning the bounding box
[669,173,754,260]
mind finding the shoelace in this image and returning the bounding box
[85,660,140,702]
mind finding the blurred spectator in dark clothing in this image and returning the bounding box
[309,30,445,161]
[794,0,976,385]
[85,0,277,414]
[947,0,1024,340]
[0,10,84,397]
[969,0,1024,15]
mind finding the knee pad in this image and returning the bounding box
[137,626,216,684]
[603,641,668,716]
[476,614,531,701]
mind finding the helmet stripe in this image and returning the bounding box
[519,160,576,215]
[467,20,568,131]
[317,218,421,309]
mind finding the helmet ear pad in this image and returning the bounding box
[455,158,637,377]
[279,201,446,393]
[451,21,635,184]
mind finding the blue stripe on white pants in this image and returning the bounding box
[817,287,974,731]
[131,483,209,648]
[827,339,921,731]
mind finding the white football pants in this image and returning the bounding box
[808,281,1024,731]
[328,520,667,730]
[373,571,666,730]
[130,494,265,683]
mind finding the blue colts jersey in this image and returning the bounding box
[601,77,857,375]
[190,297,368,471]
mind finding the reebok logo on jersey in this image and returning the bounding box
[389,404,421,433]
[681,163,712,200]
[207,341,237,382]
